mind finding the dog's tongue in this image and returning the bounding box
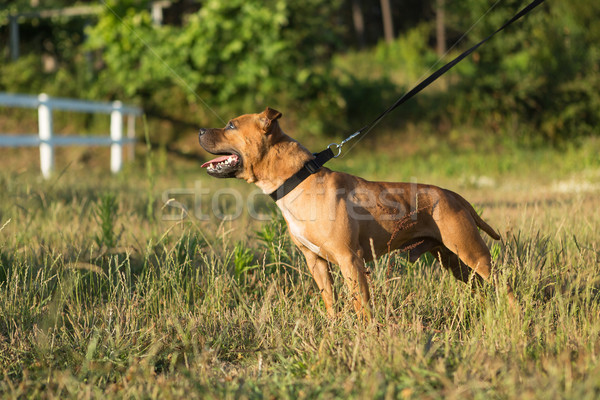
[201,155,234,168]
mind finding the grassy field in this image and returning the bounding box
[1,135,600,399]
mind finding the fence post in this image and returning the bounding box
[110,101,123,173]
[9,15,20,60]
[38,93,54,179]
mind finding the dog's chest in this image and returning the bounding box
[280,209,323,256]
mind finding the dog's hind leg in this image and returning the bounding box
[336,250,372,321]
[430,245,484,287]
[431,245,520,310]
[438,213,518,307]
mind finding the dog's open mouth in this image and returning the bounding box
[201,153,242,178]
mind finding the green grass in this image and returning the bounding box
[1,138,600,399]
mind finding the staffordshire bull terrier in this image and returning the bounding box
[199,107,515,320]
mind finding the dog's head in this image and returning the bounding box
[198,107,282,180]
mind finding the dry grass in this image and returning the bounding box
[1,140,599,399]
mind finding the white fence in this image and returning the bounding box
[0,93,142,178]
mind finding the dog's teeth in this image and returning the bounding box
[206,155,236,172]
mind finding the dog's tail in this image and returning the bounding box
[453,192,501,240]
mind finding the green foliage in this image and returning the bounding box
[1,0,598,142]
[174,231,205,266]
[94,193,119,249]
[446,0,600,140]
[143,116,157,225]
[0,55,45,93]
[334,0,600,143]
[374,23,438,83]
[83,1,170,99]
[256,208,291,268]
[233,242,257,283]
[0,0,78,15]
[84,0,345,133]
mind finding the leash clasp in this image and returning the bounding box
[327,143,342,158]
[328,130,362,158]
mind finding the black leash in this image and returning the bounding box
[269,0,546,202]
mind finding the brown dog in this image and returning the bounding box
[199,107,514,319]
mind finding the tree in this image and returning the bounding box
[435,0,445,56]
[380,0,394,43]
[445,0,600,139]
[85,0,346,133]
[351,0,365,48]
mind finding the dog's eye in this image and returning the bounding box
[226,122,236,130]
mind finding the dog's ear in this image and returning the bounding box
[259,107,282,133]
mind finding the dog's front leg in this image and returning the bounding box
[293,238,337,318]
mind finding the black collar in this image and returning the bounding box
[268,148,335,201]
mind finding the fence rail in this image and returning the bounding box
[0,93,142,178]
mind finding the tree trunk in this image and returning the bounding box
[380,0,394,43]
[351,0,366,49]
[436,0,446,56]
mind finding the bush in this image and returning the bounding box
[447,0,600,141]
[1,0,598,143]
[85,0,346,135]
